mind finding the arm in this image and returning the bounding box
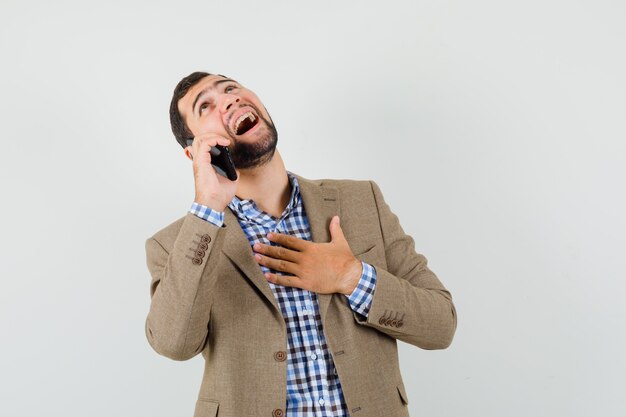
[351,180,457,350]
[144,210,225,361]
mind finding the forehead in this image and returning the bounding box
[177,74,234,116]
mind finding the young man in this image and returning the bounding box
[144,72,457,417]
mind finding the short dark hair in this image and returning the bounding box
[169,71,212,149]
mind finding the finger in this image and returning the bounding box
[255,253,299,275]
[194,135,231,147]
[267,232,309,251]
[191,139,213,165]
[255,243,301,263]
[264,272,301,288]
[190,137,230,158]
[191,137,229,166]
[216,137,231,146]
[329,215,346,243]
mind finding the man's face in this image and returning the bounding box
[178,75,278,169]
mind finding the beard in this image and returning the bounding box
[229,110,278,170]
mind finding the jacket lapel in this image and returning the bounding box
[221,209,281,314]
[220,173,340,323]
[295,173,340,323]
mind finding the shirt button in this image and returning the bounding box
[333,367,337,375]
[311,353,317,360]
[318,398,325,406]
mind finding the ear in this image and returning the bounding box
[184,147,193,161]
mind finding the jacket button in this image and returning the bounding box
[390,319,398,327]
[201,235,211,243]
[198,242,209,251]
[385,318,394,326]
[195,249,206,258]
[378,317,386,325]
[274,351,287,362]
[192,257,202,265]
[272,409,284,417]
[396,320,404,328]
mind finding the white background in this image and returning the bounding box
[1,1,624,416]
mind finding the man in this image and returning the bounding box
[144,71,457,417]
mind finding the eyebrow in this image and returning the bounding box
[192,78,237,115]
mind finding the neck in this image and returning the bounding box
[234,149,291,219]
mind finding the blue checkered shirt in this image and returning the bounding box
[189,170,377,417]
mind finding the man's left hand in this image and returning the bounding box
[252,215,362,295]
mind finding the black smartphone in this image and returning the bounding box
[186,139,238,181]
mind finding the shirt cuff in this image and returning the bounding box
[346,261,377,318]
[189,202,225,227]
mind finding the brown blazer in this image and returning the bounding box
[144,173,457,417]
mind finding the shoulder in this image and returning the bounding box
[292,171,376,196]
[291,172,382,221]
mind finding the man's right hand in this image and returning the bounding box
[186,134,239,212]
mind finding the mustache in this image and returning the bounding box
[227,104,275,137]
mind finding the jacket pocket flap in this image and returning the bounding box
[194,399,219,417]
[354,244,379,264]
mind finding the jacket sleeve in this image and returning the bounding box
[352,180,458,350]
[144,213,226,361]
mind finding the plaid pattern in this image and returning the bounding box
[189,170,377,416]
[189,202,224,225]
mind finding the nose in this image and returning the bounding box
[219,94,240,113]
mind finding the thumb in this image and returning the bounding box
[329,215,345,243]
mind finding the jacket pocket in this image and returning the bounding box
[397,383,409,405]
[354,243,380,264]
[194,399,219,417]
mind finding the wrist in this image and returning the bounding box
[340,258,363,296]
[194,196,227,212]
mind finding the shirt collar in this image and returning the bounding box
[227,170,300,223]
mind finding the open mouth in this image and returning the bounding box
[233,110,260,136]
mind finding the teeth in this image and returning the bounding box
[234,111,256,134]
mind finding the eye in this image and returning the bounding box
[199,102,209,113]
[225,84,238,93]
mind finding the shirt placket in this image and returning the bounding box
[234,177,345,417]
[308,291,334,416]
